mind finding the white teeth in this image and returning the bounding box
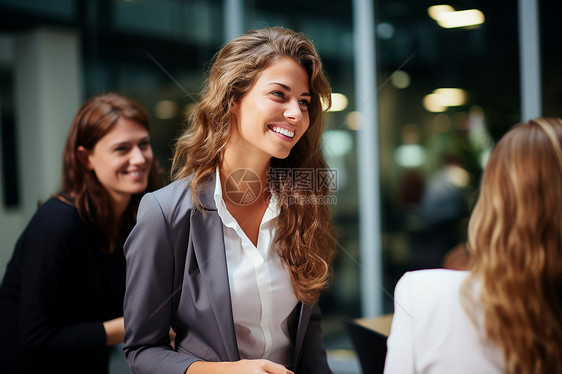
[271,126,295,138]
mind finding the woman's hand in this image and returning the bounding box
[187,359,294,374]
[103,316,125,346]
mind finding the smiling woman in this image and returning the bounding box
[77,117,154,218]
[0,93,163,374]
[122,27,337,374]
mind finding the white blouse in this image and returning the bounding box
[384,269,504,374]
[213,169,298,367]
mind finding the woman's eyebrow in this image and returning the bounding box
[109,136,150,148]
[267,82,311,97]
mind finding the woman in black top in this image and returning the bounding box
[0,93,162,373]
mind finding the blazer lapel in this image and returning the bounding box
[190,177,240,361]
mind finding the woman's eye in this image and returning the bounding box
[139,141,150,149]
[271,91,285,99]
[299,99,311,108]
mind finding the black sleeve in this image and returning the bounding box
[16,202,108,362]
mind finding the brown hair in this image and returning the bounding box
[172,27,336,305]
[60,92,163,253]
[462,118,562,373]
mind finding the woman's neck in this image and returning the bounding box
[222,143,271,183]
[110,194,131,220]
[219,150,272,247]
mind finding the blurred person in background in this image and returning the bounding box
[0,93,163,374]
[384,117,562,373]
[123,26,336,374]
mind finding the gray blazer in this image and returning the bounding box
[123,176,332,374]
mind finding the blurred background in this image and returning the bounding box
[0,0,561,373]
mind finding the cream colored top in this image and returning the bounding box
[385,269,504,373]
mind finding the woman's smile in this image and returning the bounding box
[268,124,296,140]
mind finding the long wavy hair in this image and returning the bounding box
[60,93,163,253]
[172,27,336,305]
[461,118,562,373]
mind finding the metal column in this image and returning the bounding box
[518,0,542,121]
[224,0,244,41]
[353,0,383,317]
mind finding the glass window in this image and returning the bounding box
[0,0,74,20]
[375,2,520,313]
[113,0,223,44]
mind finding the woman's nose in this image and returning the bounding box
[130,146,147,164]
[284,100,303,123]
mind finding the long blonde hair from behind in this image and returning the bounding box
[172,27,336,305]
[462,118,562,373]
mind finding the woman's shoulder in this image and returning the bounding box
[15,198,92,256]
[151,178,192,197]
[401,268,469,285]
[144,178,193,208]
[395,269,470,306]
[392,270,475,345]
[30,198,82,228]
[144,175,215,211]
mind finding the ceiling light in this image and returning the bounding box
[433,88,467,106]
[327,93,349,112]
[423,94,447,112]
[436,9,485,29]
[427,5,455,21]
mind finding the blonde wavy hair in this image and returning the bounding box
[172,27,336,305]
[462,118,562,373]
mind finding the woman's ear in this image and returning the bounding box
[231,97,239,110]
[76,146,92,170]
[229,101,240,129]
